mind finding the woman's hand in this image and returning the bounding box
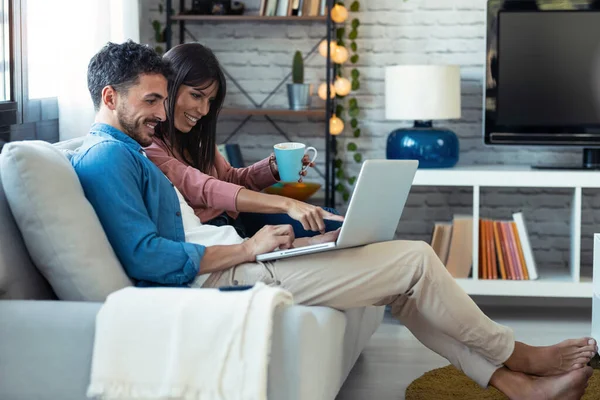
[269,153,316,182]
[286,199,344,233]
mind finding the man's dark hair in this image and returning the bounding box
[87,40,171,111]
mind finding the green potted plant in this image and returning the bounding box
[287,51,313,110]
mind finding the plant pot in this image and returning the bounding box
[287,84,313,111]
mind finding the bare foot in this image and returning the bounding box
[491,366,593,400]
[504,339,597,376]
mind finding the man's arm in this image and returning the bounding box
[73,142,203,286]
[198,225,296,275]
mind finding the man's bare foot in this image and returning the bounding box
[491,366,593,400]
[504,339,597,376]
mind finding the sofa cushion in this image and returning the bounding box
[0,140,132,301]
[0,162,56,300]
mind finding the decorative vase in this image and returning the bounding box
[386,121,459,168]
[287,84,313,111]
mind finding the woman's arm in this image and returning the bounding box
[215,150,278,191]
[145,141,244,215]
[236,189,343,233]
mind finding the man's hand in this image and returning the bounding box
[292,228,341,248]
[286,200,344,233]
[242,225,295,261]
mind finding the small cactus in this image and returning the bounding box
[292,51,304,84]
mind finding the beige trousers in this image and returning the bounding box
[202,240,515,388]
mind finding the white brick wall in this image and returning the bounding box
[140,0,599,276]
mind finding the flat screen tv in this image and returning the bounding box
[484,0,600,168]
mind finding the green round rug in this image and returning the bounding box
[405,365,600,400]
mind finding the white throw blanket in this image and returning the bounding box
[87,283,293,400]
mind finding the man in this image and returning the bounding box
[73,41,595,400]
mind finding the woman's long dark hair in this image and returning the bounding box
[155,43,226,173]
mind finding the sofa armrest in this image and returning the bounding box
[0,300,101,400]
[0,300,383,400]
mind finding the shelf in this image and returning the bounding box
[171,15,327,22]
[220,108,326,117]
[457,270,593,298]
[413,165,600,188]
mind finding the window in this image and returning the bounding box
[0,0,10,102]
[25,0,58,100]
[0,0,17,127]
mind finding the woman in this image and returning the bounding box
[145,43,343,238]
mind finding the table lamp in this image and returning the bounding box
[385,65,461,168]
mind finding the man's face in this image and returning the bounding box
[114,73,168,147]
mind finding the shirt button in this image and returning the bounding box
[275,280,281,285]
[233,280,239,286]
[176,212,181,217]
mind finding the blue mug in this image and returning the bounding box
[274,142,318,182]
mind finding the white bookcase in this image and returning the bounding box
[413,165,600,299]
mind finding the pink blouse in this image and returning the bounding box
[145,138,278,223]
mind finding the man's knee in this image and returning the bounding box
[405,240,436,260]
[404,240,441,274]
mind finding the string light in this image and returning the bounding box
[331,45,349,64]
[318,83,336,100]
[334,77,351,97]
[318,40,337,58]
[331,4,348,23]
[330,116,345,135]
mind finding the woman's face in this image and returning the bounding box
[173,80,219,133]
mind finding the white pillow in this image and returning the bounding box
[0,140,132,301]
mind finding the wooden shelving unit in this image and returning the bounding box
[171,15,327,22]
[220,108,326,117]
[164,0,337,208]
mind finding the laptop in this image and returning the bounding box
[256,159,419,262]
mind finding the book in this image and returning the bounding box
[487,220,498,280]
[303,0,320,16]
[290,0,302,15]
[259,0,268,15]
[492,221,507,280]
[276,0,291,16]
[512,212,538,280]
[319,0,327,16]
[431,222,452,265]
[511,221,530,280]
[479,219,487,279]
[445,215,473,279]
[265,0,279,16]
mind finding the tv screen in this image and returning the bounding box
[485,1,600,148]
[498,12,600,126]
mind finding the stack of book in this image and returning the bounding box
[430,212,538,280]
[260,0,326,16]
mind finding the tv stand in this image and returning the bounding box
[533,148,600,170]
[412,165,600,299]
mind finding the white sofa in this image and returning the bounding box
[0,138,384,400]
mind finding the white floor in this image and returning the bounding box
[336,306,593,400]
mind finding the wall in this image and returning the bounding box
[140,0,600,276]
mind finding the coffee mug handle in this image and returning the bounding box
[302,147,318,172]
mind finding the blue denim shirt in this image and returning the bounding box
[71,123,204,287]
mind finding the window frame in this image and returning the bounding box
[0,0,18,127]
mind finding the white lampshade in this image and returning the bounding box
[385,65,461,121]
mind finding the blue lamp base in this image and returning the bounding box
[386,121,459,168]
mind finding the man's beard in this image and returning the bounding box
[116,103,154,147]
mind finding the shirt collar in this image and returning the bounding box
[89,123,143,153]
